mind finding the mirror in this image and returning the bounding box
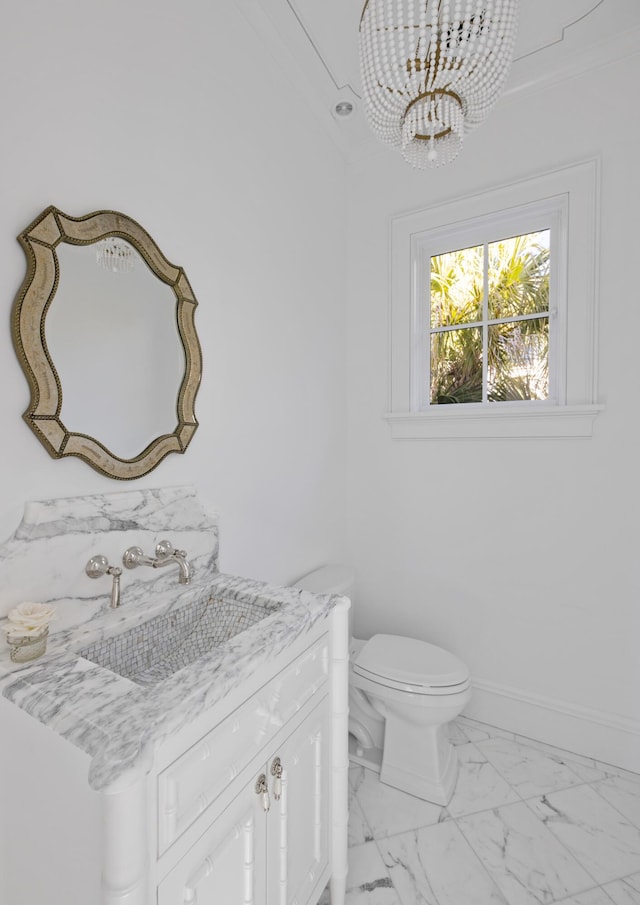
[50,241,183,459]
[12,207,202,480]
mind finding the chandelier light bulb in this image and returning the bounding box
[359,0,519,169]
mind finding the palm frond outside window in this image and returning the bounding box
[429,231,550,405]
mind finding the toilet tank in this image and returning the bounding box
[293,565,355,636]
[293,564,355,599]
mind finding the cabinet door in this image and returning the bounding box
[267,699,330,905]
[158,775,268,905]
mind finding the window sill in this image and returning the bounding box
[384,404,604,439]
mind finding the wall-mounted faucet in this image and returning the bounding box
[86,555,122,608]
[122,540,192,585]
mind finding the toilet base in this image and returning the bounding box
[348,733,383,773]
[348,732,459,805]
[381,740,458,806]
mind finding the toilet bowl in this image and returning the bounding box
[350,634,471,804]
[293,565,471,806]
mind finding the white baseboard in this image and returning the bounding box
[465,677,640,775]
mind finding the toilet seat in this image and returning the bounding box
[352,633,470,696]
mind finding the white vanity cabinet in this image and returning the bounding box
[266,701,330,905]
[0,599,349,905]
[156,624,337,905]
[158,700,330,905]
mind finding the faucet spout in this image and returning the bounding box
[154,540,192,584]
[122,540,192,585]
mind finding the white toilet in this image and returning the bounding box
[294,565,471,805]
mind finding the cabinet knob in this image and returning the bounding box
[271,756,283,800]
[255,773,270,811]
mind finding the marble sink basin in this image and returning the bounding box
[79,592,282,687]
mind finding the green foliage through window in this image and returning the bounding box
[429,231,550,405]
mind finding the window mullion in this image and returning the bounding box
[431,310,548,336]
[412,243,428,411]
[482,243,489,403]
[488,311,549,328]
[431,320,483,335]
[423,252,431,409]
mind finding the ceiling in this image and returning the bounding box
[233,0,640,160]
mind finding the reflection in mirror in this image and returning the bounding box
[12,207,202,480]
[50,242,184,460]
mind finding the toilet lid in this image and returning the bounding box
[353,634,469,690]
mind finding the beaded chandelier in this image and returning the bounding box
[359,0,518,169]
[95,237,136,274]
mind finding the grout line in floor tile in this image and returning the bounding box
[519,792,619,893]
[449,816,513,905]
[351,774,613,843]
[588,781,640,833]
[457,716,640,785]
[454,801,519,905]
[348,721,640,904]
[373,827,444,905]
[371,839,409,905]
[472,737,601,794]
[453,802,603,905]
[452,810,544,904]
[344,838,400,901]
[553,885,616,904]
[468,743,622,809]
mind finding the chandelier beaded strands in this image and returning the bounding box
[359,0,518,168]
[95,236,136,273]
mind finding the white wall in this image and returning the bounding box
[2,0,638,773]
[345,53,640,769]
[0,0,348,585]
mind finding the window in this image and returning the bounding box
[388,159,602,439]
[429,230,550,406]
[415,203,560,411]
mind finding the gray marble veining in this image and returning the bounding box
[0,487,337,793]
[475,735,587,798]
[457,801,595,904]
[528,785,640,885]
[338,717,640,905]
[379,821,509,905]
[603,872,640,904]
[0,485,219,620]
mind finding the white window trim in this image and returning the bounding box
[412,199,564,411]
[387,158,603,439]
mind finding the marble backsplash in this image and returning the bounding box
[0,485,219,626]
[0,484,340,792]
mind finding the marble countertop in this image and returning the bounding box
[0,572,336,791]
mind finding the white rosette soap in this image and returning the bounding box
[3,602,56,663]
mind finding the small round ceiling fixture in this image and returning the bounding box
[334,100,355,118]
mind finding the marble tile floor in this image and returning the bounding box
[320,717,640,905]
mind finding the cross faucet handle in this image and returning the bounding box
[86,555,122,608]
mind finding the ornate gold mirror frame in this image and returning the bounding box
[12,206,202,480]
